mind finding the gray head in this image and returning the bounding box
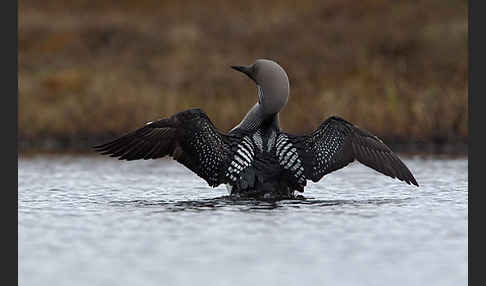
[232,59,289,115]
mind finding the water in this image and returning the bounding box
[18,155,468,286]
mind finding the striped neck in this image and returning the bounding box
[231,103,280,132]
[231,85,282,132]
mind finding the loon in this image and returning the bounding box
[94,59,418,199]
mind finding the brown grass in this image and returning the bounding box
[19,0,468,152]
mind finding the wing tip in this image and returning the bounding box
[400,174,419,187]
[398,170,419,187]
[92,143,105,150]
[411,178,419,187]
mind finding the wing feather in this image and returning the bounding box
[93,108,232,186]
[286,116,418,186]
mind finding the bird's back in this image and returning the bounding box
[226,126,298,199]
[94,59,418,200]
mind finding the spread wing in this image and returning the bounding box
[93,108,232,187]
[284,116,418,186]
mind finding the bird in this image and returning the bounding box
[93,59,418,199]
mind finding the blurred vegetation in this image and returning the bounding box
[19,0,468,154]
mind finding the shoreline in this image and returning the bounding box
[18,136,468,158]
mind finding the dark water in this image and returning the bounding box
[19,155,468,286]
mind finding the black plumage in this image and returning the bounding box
[289,116,418,186]
[94,59,418,199]
[94,109,234,187]
[94,111,418,199]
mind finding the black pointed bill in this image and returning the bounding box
[231,65,249,72]
[231,65,255,81]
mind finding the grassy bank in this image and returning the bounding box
[19,0,468,154]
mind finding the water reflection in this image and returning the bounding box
[108,196,412,212]
[19,156,468,286]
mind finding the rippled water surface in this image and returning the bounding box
[19,155,468,286]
